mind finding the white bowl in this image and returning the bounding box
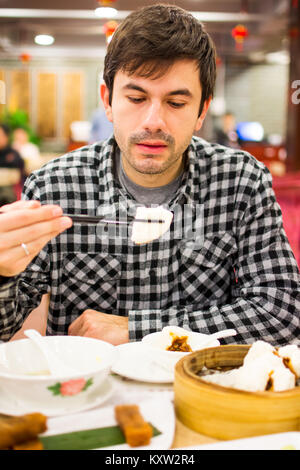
[141,327,220,372]
[0,336,117,413]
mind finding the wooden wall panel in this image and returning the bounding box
[0,69,5,116]
[37,72,57,138]
[0,67,85,142]
[9,70,30,116]
[62,72,82,139]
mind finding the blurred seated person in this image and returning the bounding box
[0,124,25,205]
[89,107,114,144]
[214,111,240,149]
[12,127,42,175]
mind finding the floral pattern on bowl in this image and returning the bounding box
[48,378,93,397]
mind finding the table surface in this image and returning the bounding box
[171,419,218,449]
[108,373,217,450]
[9,316,219,449]
[8,303,300,450]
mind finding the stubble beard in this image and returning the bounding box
[116,129,192,176]
[125,145,180,176]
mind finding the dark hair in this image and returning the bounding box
[103,4,216,115]
[0,123,10,137]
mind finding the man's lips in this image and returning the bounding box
[136,141,168,154]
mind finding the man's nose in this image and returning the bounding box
[142,102,166,132]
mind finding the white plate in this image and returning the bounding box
[43,396,175,450]
[179,432,300,450]
[111,342,174,383]
[0,378,114,417]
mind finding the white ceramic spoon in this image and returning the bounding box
[150,328,238,374]
[196,328,237,349]
[24,329,77,376]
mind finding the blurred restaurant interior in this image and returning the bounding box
[0,0,300,265]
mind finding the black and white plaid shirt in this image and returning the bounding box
[1,136,300,345]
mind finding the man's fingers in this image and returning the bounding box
[0,200,41,213]
[0,216,72,251]
[0,202,73,277]
[0,211,72,277]
[68,310,92,336]
[0,224,72,277]
[0,204,65,233]
[0,221,72,263]
[68,310,129,345]
[68,310,97,337]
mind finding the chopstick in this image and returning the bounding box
[0,211,164,225]
[65,214,165,225]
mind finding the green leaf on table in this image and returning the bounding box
[40,424,161,450]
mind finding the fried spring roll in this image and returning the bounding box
[0,413,47,449]
[115,404,153,447]
[13,439,44,450]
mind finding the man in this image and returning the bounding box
[12,127,42,175]
[0,5,299,345]
[89,107,114,144]
[213,112,240,149]
[0,124,25,205]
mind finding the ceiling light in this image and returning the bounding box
[94,7,118,19]
[34,34,55,46]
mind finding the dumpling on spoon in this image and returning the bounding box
[131,206,173,244]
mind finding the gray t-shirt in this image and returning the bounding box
[115,154,183,206]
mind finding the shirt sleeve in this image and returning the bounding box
[0,278,20,340]
[0,253,50,341]
[0,177,50,341]
[128,165,300,346]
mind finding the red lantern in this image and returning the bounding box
[19,53,31,64]
[103,20,118,43]
[231,24,249,51]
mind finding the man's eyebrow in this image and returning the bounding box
[168,89,193,98]
[122,83,193,98]
[122,83,146,93]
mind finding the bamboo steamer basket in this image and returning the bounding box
[174,345,300,440]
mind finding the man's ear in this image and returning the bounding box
[100,82,113,122]
[194,96,212,132]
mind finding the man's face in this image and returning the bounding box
[101,59,210,186]
[13,129,28,145]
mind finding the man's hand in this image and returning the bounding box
[68,309,129,345]
[0,200,72,277]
